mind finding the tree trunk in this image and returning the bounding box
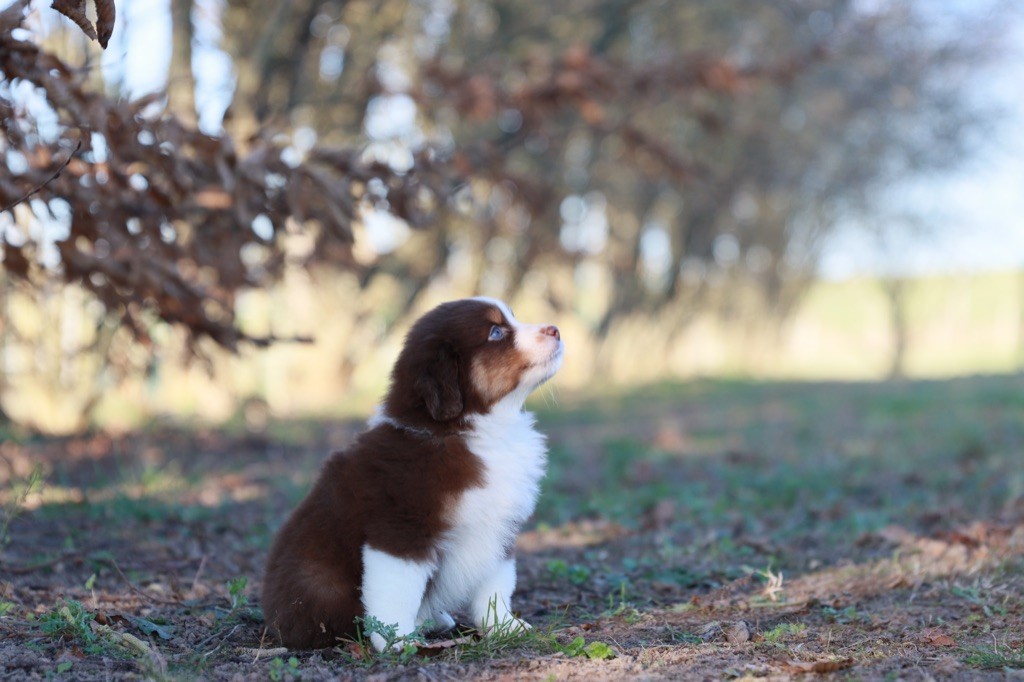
[1018,269,1024,372]
[169,0,196,123]
[883,277,907,380]
[0,272,7,424]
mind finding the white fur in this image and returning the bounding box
[425,395,550,631]
[361,298,563,650]
[360,546,434,651]
[471,296,516,324]
[471,557,530,632]
[360,405,547,649]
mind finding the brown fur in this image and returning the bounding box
[261,300,528,649]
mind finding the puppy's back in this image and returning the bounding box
[261,425,482,648]
[261,451,364,649]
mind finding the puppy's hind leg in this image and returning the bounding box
[360,545,434,651]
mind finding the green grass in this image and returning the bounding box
[1,465,44,552]
[536,376,1024,559]
[762,622,807,644]
[37,599,94,644]
[963,646,1024,670]
[4,373,1022,680]
[35,598,135,658]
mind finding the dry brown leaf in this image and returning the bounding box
[921,629,955,647]
[343,641,371,661]
[50,0,96,40]
[783,658,854,674]
[415,635,476,656]
[726,620,751,644]
[94,0,115,47]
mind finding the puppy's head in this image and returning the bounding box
[385,297,563,425]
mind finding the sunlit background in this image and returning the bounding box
[2,0,1023,433]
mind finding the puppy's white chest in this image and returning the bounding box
[451,410,547,542]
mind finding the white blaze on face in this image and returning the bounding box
[471,296,563,389]
[472,296,516,325]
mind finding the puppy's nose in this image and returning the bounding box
[540,325,560,340]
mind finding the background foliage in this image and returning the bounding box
[0,0,1017,430]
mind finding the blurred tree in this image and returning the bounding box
[407,0,1001,330]
[0,0,1010,422]
[1,1,455,353]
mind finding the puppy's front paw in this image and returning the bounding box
[369,632,390,652]
[421,610,456,635]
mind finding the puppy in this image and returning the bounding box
[261,297,563,650]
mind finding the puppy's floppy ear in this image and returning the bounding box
[414,342,463,421]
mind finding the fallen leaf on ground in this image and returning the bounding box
[920,629,955,647]
[416,635,476,656]
[126,615,174,640]
[726,620,751,644]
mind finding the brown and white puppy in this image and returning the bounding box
[261,297,563,650]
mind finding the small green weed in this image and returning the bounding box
[267,656,302,681]
[0,601,15,617]
[560,636,616,660]
[343,615,424,665]
[668,628,702,644]
[227,576,249,610]
[1,465,44,551]
[821,605,869,624]
[38,599,97,647]
[601,581,641,623]
[55,661,73,675]
[38,598,160,662]
[952,585,1009,617]
[545,559,591,585]
[762,622,807,644]
[963,645,1024,670]
[214,575,262,622]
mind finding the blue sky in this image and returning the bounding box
[821,2,1024,277]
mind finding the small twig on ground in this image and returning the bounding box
[201,623,241,658]
[93,622,152,655]
[246,627,283,662]
[242,646,289,660]
[190,555,207,596]
[0,621,31,638]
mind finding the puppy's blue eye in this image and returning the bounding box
[488,325,505,341]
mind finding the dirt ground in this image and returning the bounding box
[1,376,1023,680]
